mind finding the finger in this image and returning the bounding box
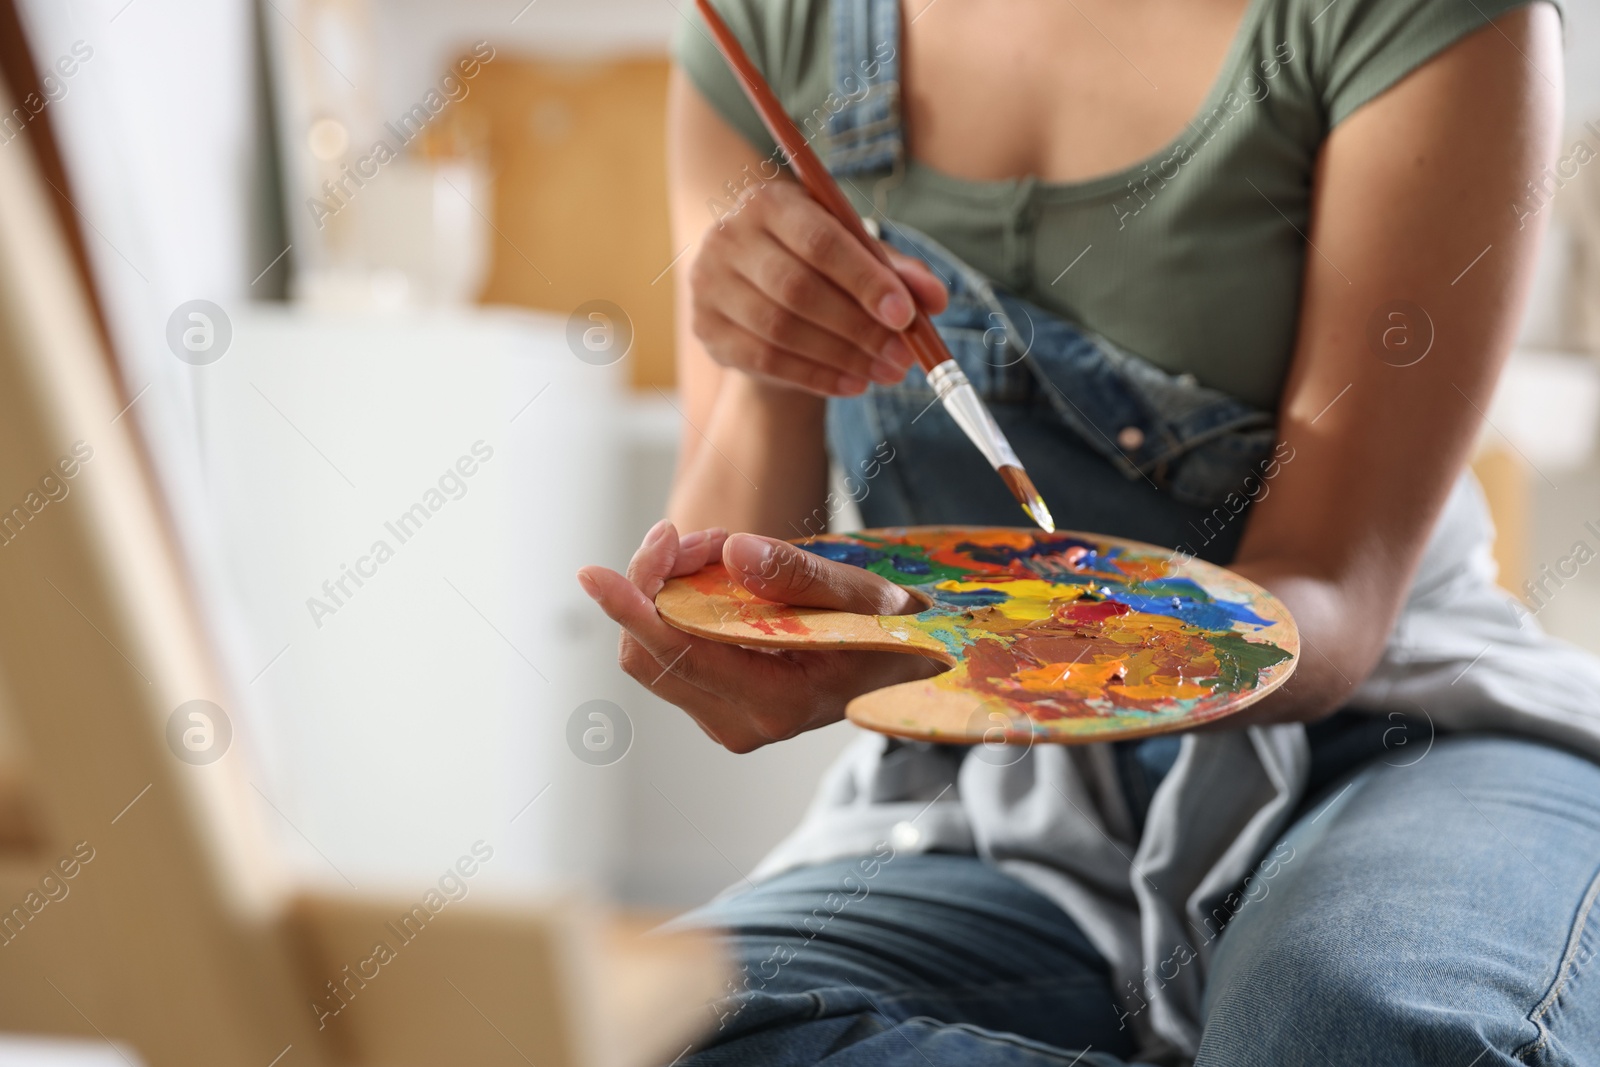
[763,196,918,331]
[696,230,914,383]
[624,520,730,592]
[622,624,868,751]
[615,632,775,752]
[671,527,729,577]
[723,533,929,615]
[616,629,711,703]
[624,519,677,598]
[886,247,950,316]
[731,233,912,370]
[697,311,871,396]
[579,563,748,692]
[716,269,904,386]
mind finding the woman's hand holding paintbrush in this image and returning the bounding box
[691,0,1052,531]
[691,178,948,397]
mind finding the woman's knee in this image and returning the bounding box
[1197,932,1540,1065]
[1196,735,1600,1065]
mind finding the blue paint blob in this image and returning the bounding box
[804,542,886,568]
[931,588,1012,609]
[890,554,931,576]
[1107,591,1272,631]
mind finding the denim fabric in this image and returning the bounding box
[671,854,1140,1067]
[824,0,1277,560]
[672,730,1600,1066]
[825,220,1278,567]
[1199,734,1600,1066]
[825,0,901,177]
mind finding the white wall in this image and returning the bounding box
[367,0,679,116]
[1565,0,1600,125]
[189,306,854,905]
[195,306,629,893]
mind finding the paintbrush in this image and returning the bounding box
[691,0,1054,533]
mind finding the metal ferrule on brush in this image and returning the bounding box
[926,360,1022,472]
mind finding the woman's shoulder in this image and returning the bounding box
[1262,0,1561,128]
[671,0,834,156]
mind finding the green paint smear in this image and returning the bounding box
[1207,632,1293,694]
[920,621,973,657]
[852,540,970,585]
[1130,579,1215,603]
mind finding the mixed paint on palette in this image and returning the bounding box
[666,527,1297,741]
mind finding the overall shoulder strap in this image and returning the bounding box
[824,0,904,176]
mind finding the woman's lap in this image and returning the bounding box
[671,853,1139,1065]
[673,734,1600,1066]
[1200,734,1600,1066]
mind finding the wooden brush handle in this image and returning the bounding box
[693,0,953,375]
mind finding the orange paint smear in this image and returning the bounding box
[679,563,813,637]
[1012,658,1127,695]
[948,602,1237,718]
[681,563,745,597]
[747,612,811,637]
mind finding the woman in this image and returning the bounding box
[578,0,1600,1062]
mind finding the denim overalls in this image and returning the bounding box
[820,0,1284,815]
[822,0,1277,566]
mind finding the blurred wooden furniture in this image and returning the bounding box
[0,79,720,1066]
[447,55,678,389]
[1471,445,1531,594]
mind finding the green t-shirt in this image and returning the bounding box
[674,0,1554,411]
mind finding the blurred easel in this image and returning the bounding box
[0,40,720,1067]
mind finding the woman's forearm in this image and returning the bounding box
[665,374,831,538]
[1213,4,1560,731]
[1223,562,1391,728]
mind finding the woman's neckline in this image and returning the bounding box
[889,0,1274,204]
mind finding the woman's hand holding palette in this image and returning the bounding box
[655,527,1298,744]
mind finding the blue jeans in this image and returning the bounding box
[672,732,1600,1065]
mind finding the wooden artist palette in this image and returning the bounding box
[656,527,1298,744]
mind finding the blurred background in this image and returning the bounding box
[5,0,1600,1015]
[1,0,877,939]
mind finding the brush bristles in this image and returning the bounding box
[1023,494,1055,534]
[998,464,1055,533]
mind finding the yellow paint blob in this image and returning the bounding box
[935,579,1084,622]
